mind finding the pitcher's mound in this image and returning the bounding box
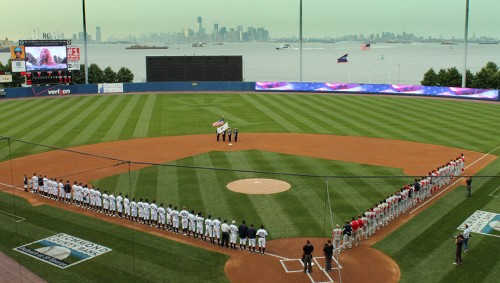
[227,178,291,194]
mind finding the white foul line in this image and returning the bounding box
[410,145,500,214]
[489,185,500,198]
[0,209,26,223]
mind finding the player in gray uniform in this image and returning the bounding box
[102,191,109,215]
[256,225,268,255]
[332,224,343,254]
[32,174,38,194]
[130,198,138,222]
[166,204,173,231]
[212,217,222,245]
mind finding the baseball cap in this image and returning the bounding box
[232,220,235,224]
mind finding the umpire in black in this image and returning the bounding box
[303,240,314,273]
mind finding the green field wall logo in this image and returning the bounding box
[14,233,112,269]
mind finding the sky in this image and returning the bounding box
[2,0,500,41]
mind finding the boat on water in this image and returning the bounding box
[192,42,203,47]
[276,43,291,50]
[478,41,499,45]
[125,44,169,50]
[441,41,458,45]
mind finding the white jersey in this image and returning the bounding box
[143,202,150,219]
[256,228,268,239]
[150,203,158,217]
[116,195,123,212]
[180,209,189,220]
[333,228,342,240]
[158,207,166,223]
[229,224,238,235]
[109,195,116,210]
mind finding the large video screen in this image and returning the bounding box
[25,46,68,71]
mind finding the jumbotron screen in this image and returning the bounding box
[25,46,68,71]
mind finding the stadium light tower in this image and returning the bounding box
[299,0,303,82]
[82,0,89,84]
[462,0,469,88]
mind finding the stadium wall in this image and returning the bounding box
[4,81,499,101]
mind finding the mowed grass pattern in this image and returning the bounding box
[92,150,408,239]
[0,192,229,283]
[1,94,500,162]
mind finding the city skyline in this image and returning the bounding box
[2,0,500,42]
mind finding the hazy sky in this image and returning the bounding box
[3,0,500,41]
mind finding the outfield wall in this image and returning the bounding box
[4,81,499,101]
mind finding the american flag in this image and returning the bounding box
[337,54,348,63]
[212,117,225,127]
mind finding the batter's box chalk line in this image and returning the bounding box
[489,185,500,198]
[280,257,337,283]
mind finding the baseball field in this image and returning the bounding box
[0,93,499,283]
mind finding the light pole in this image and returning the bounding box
[299,0,303,82]
[462,0,469,87]
[82,0,89,84]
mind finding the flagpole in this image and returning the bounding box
[462,0,470,87]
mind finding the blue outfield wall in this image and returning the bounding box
[4,81,499,102]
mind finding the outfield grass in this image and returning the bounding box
[0,191,229,283]
[92,150,407,239]
[1,94,499,161]
[375,158,500,283]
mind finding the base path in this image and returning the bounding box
[0,134,496,283]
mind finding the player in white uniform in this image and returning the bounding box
[256,225,268,255]
[116,193,123,218]
[130,198,138,221]
[150,200,158,226]
[83,185,90,209]
[42,176,48,197]
[157,203,166,229]
[180,206,190,235]
[123,195,130,219]
[31,174,38,194]
[89,186,96,209]
[196,212,204,239]
[102,191,109,215]
[332,224,343,254]
[166,204,173,231]
[171,206,180,234]
[137,199,144,223]
[143,199,151,225]
[212,217,222,245]
[95,188,102,212]
[188,210,196,237]
[109,193,116,217]
[229,221,239,250]
[204,215,214,243]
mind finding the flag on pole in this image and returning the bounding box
[217,122,229,134]
[360,43,371,51]
[337,54,348,63]
[212,117,225,127]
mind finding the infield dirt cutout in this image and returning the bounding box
[0,133,496,283]
[227,178,291,194]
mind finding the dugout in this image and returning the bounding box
[146,56,243,82]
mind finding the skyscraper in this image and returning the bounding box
[96,26,101,43]
[197,17,203,35]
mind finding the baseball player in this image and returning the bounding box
[130,198,138,222]
[109,193,117,217]
[180,206,190,235]
[31,173,38,194]
[42,176,48,197]
[71,182,78,205]
[204,215,214,243]
[64,181,71,203]
[102,191,109,215]
[23,174,28,192]
[166,204,173,231]
[351,217,360,247]
[229,220,238,250]
[342,220,352,250]
[361,214,368,240]
[124,194,130,219]
[238,220,248,250]
[188,210,196,237]
[332,224,342,254]
[143,199,151,225]
[89,186,96,209]
[171,206,180,234]
[247,224,257,252]
[158,203,166,229]
[221,220,229,248]
[150,200,158,226]
[196,212,204,239]
[95,188,102,212]
[137,198,144,223]
[256,225,268,255]
[37,175,43,195]
[82,185,90,209]
[116,193,123,218]
[212,217,222,245]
